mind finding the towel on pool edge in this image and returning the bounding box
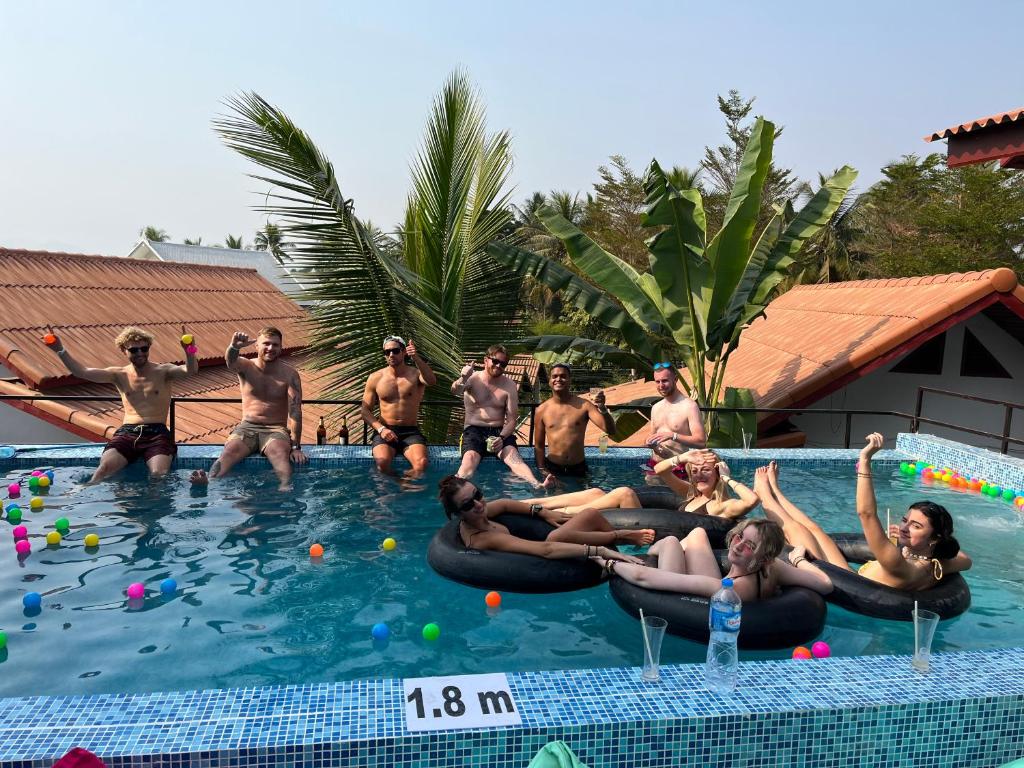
[53,748,106,768]
[527,741,589,768]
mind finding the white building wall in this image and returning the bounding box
[0,364,89,445]
[792,314,1024,457]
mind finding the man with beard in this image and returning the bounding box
[361,334,437,477]
[533,363,615,482]
[190,327,307,489]
[45,325,198,482]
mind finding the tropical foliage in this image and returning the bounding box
[487,118,857,445]
[214,72,522,434]
[140,225,169,242]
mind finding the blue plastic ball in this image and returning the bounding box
[371,622,390,641]
[160,578,178,595]
[23,592,42,609]
[45,470,55,482]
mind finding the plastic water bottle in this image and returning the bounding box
[705,577,741,694]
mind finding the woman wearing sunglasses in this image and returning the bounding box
[651,448,759,519]
[596,518,831,602]
[437,475,654,561]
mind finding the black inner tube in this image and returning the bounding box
[602,508,735,549]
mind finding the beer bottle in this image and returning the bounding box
[316,416,327,446]
[338,415,350,446]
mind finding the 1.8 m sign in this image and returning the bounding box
[403,673,522,732]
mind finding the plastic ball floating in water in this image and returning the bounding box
[7,483,20,498]
[45,531,61,546]
[12,525,27,539]
[812,641,831,658]
[23,592,41,609]
[37,476,50,488]
[792,646,812,660]
[15,539,31,554]
[84,533,100,548]
[29,497,43,511]
[7,508,22,524]
[485,591,502,608]
[309,543,324,558]
[422,623,440,641]
[159,578,177,595]
[1001,489,1015,501]
[0,631,6,650]
[382,537,396,551]
[45,470,54,482]
[55,517,70,530]
[371,622,390,641]
[126,583,145,600]
[28,477,40,489]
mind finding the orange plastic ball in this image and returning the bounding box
[309,543,324,558]
[485,591,502,608]
[792,646,813,660]
[43,333,57,345]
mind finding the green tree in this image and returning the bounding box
[513,190,586,321]
[183,237,203,246]
[583,155,649,270]
[856,154,1024,280]
[215,72,521,433]
[224,234,246,249]
[140,225,169,242]
[785,170,863,287]
[488,119,856,445]
[253,223,288,264]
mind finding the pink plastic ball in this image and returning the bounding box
[7,483,20,498]
[12,525,27,539]
[15,539,31,554]
[126,583,145,600]
[812,641,831,658]
[185,344,198,355]
[30,471,42,477]
[792,646,812,660]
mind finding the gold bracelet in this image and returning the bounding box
[857,472,872,478]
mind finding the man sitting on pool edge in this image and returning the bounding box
[191,327,307,490]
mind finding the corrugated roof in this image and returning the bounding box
[590,268,1024,446]
[925,108,1024,141]
[128,240,308,298]
[0,248,308,390]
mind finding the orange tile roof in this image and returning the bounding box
[591,268,1024,445]
[925,108,1024,141]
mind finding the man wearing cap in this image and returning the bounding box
[647,363,706,462]
[533,363,615,481]
[361,335,437,477]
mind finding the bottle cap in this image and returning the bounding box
[721,578,734,587]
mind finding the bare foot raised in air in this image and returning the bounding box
[766,460,781,487]
[190,470,209,485]
[753,465,772,497]
[617,528,656,546]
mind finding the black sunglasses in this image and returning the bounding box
[127,346,150,354]
[383,347,403,356]
[457,488,483,514]
[487,357,509,367]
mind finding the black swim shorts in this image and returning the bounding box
[104,423,176,463]
[543,458,589,478]
[371,424,427,453]
[461,424,517,456]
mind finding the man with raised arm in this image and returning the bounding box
[190,327,307,490]
[533,363,615,482]
[451,344,555,488]
[44,325,198,482]
[646,362,706,461]
[361,334,437,477]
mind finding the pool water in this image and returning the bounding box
[1,459,1022,698]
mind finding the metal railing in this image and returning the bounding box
[3,393,1024,451]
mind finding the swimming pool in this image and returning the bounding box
[2,452,1022,699]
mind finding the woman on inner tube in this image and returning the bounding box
[595,519,832,601]
[650,448,760,519]
[755,433,972,591]
[438,475,653,563]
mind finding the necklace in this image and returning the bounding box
[902,548,943,580]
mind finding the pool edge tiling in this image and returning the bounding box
[3,438,1023,767]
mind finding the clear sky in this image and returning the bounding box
[1,0,1020,255]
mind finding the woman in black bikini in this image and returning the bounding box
[438,475,654,562]
[651,449,760,519]
[595,519,832,602]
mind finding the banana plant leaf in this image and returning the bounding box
[608,409,651,443]
[706,386,757,449]
[504,335,651,371]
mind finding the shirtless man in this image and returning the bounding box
[451,344,555,488]
[647,363,706,459]
[361,334,437,477]
[190,327,307,490]
[45,325,198,482]
[533,363,615,481]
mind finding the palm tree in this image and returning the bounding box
[140,226,169,242]
[253,223,288,264]
[224,234,245,249]
[787,171,863,287]
[214,71,521,433]
[183,237,203,246]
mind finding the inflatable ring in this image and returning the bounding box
[812,533,971,620]
[609,552,827,650]
[602,508,735,549]
[427,514,606,593]
[631,485,686,509]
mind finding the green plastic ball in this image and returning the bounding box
[422,622,440,641]
[28,476,39,487]
[0,631,6,650]
[55,517,70,530]
[7,508,22,524]
[899,462,909,474]
[1001,489,1015,501]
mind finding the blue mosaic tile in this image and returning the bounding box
[898,433,1024,492]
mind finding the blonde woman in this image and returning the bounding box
[652,449,759,519]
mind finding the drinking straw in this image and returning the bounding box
[887,508,892,542]
[639,607,654,668]
[913,599,919,656]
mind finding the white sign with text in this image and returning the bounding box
[403,672,521,732]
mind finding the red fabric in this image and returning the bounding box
[53,748,106,768]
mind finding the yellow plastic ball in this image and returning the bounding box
[181,334,194,345]
[382,537,397,551]
[38,476,51,488]
[29,497,44,510]
[46,531,62,546]
[84,533,100,548]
